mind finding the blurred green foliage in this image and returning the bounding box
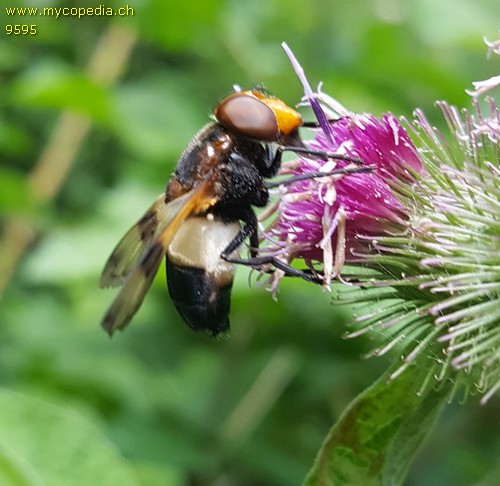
[1,0,499,484]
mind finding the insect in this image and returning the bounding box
[100,88,370,336]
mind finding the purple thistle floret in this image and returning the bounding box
[271,115,423,286]
[273,114,423,258]
[265,50,424,287]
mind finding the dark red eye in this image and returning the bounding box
[215,94,279,141]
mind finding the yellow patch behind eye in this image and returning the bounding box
[257,96,303,136]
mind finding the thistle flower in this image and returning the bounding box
[263,42,500,403]
[266,102,424,288]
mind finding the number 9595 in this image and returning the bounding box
[6,24,37,35]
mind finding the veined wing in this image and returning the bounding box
[100,191,199,288]
[101,180,217,336]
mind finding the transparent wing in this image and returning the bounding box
[101,180,217,336]
[100,192,195,288]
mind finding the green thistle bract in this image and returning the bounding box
[346,100,500,404]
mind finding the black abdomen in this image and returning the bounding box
[166,261,232,335]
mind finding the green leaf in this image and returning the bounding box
[137,0,221,51]
[304,363,451,486]
[0,442,44,486]
[0,389,139,486]
[0,167,32,214]
[112,76,204,161]
[10,60,110,124]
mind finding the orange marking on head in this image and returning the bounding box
[245,90,303,136]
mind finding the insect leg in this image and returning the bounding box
[278,145,364,165]
[265,165,374,189]
[220,210,259,259]
[223,251,322,284]
[301,117,345,128]
[220,211,321,284]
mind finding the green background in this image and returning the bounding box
[1,0,499,484]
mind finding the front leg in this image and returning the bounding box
[262,141,364,181]
[266,164,374,189]
[277,145,363,165]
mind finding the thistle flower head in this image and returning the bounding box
[262,42,500,403]
[268,104,424,286]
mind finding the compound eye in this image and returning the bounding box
[215,95,279,141]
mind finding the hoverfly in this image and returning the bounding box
[100,88,370,336]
